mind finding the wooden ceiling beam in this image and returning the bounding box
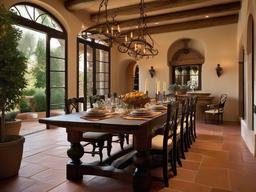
[121,14,239,36]
[117,2,240,28]
[65,0,96,10]
[91,0,240,21]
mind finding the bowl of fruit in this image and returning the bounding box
[120,92,150,108]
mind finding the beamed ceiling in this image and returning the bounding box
[64,0,241,35]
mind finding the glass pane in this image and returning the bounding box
[87,45,93,62]
[50,72,65,87]
[105,74,109,82]
[173,65,200,90]
[50,58,65,71]
[104,63,109,72]
[50,38,65,58]
[96,49,109,62]
[96,61,106,73]
[96,73,105,81]
[105,82,109,88]
[50,88,65,109]
[79,43,85,97]
[102,50,109,62]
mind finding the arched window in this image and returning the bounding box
[10,4,63,32]
[9,3,67,122]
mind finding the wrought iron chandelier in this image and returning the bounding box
[80,0,158,59]
[117,0,158,59]
[80,0,121,45]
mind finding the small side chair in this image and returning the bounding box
[204,94,227,124]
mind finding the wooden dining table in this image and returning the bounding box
[39,111,166,192]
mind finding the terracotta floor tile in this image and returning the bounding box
[185,152,203,162]
[48,177,95,192]
[30,169,66,186]
[195,167,230,190]
[210,188,232,192]
[19,162,48,177]
[229,169,256,192]
[170,179,211,192]
[181,160,201,171]
[190,148,229,160]
[21,181,53,192]
[175,168,197,182]
[1,121,256,192]
[0,177,35,192]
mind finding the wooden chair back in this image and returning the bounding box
[219,94,227,110]
[163,101,179,151]
[89,95,105,108]
[65,97,85,114]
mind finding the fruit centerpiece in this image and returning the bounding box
[120,92,150,108]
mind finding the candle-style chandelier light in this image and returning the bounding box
[80,0,121,45]
[117,0,158,59]
[80,0,158,59]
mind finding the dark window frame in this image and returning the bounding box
[77,37,111,110]
[10,3,68,118]
[172,64,202,90]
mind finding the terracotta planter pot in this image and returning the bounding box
[5,119,22,135]
[0,135,25,180]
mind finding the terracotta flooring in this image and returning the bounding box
[1,122,256,192]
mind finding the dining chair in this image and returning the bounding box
[150,101,179,187]
[190,96,198,140]
[65,97,112,163]
[89,95,129,150]
[204,94,227,124]
[178,98,189,160]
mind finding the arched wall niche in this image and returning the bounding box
[168,38,205,65]
[122,59,137,93]
[168,38,205,89]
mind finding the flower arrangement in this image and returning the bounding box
[120,92,150,108]
[169,84,190,94]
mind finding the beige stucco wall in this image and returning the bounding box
[112,24,238,122]
[237,0,256,155]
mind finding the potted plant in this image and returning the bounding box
[5,112,22,135]
[0,5,27,179]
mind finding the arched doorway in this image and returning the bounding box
[247,14,255,130]
[126,60,137,92]
[9,3,67,132]
[238,44,245,119]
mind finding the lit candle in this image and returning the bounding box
[130,31,133,39]
[117,25,120,32]
[125,35,128,42]
[157,81,161,94]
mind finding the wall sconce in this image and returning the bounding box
[149,66,156,78]
[216,64,223,77]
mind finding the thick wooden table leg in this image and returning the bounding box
[66,130,84,180]
[133,150,151,192]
